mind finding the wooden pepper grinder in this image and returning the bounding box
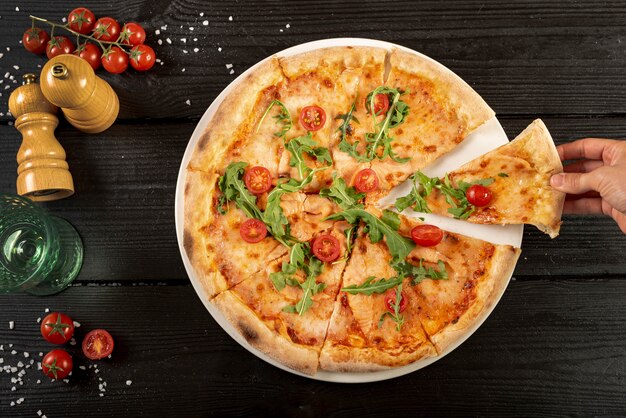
[40,54,119,134]
[8,73,74,201]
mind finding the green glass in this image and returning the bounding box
[0,193,83,295]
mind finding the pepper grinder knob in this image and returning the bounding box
[40,54,119,134]
[8,73,74,201]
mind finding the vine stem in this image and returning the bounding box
[29,14,133,55]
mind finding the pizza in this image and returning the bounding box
[182,46,564,375]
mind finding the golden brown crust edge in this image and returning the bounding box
[389,48,495,133]
[429,245,521,353]
[279,46,388,78]
[213,291,319,375]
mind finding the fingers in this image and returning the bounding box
[556,138,617,161]
[563,198,604,215]
[564,191,601,201]
[563,159,604,173]
[550,167,610,195]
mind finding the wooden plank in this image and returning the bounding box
[1,1,626,122]
[2,117,625,281]
[0,280,625,416]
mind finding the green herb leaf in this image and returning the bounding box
[319,176,365,210]
[364,86,411,162]
[342,276,404,295]
[435,175,495,220]
[257,100,292,138]
[217,162,263,219]
[285,133,332,181]
[498,172,509,178]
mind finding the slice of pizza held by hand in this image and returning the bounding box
[392,119,566,237]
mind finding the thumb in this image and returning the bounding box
[550,171,604,195]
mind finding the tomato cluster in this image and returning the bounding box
[23,7,156,73]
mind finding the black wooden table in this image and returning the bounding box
[1,1,626,416]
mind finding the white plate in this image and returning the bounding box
[175,38,523,383]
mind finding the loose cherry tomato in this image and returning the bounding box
[101,46,129,74]
[354,169,379,193]
[299,106,326,131]
[410,225,444,247]
[243,166,272,194]
[40,312,75,344]
[370,93,390,115]
[92,17,120,42]
[46,36,75,59]
[466,184,493,207]
[74,42,101,70]
[384,289,407,313]
[82,329,115,360]
[22,27,50,54]
[68,8,96,34]
[42,349,73,380]
[121,22,146,46]
[129,44,156,71]
[240,219,267,243]
[312,234,341,262]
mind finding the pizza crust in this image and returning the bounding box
[279,46,387,78]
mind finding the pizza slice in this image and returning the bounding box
[393,119,565,237]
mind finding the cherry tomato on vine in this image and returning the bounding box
[312,234,341,262]
[92,17,120,42]
[410,225,444,247]
[466,184,493,207]
[46,36,75,59]
[299,106,326,131]
[370,93,390,115]
[22,27,50,54]
[129,44,156,71]
[239,219,267,243]
[74,42,101,70]
[42,349,73,380]
[121,22,146,46]
[68,7,96,34]
[243,166,272,194]
[40,312,75,344]
[384,289,407,313]
[101,46,128,74]
[82,329,115,360]
[354,169,379,193]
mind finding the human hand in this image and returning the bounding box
[550,138,626,233]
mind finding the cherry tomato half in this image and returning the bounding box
[82,329,115,360]
[102,46,129,74]
[354,169,379,193]
[240,218,267,243]
[42,349,73,380]
[312,234,341,262]
[68,7,96,34]
[243,166,272,194]
[74,42,101,70]
[410,224,444,247]
[370,93,390,115]
[46,36,75,59]
[22,27,50,54]
[121,22,146,46]
[384,289,407,313]
[40,312,75,344]
[299,106,326,131]
[129,44,156,71]
[93,17,120,42]
[466,184,493,207]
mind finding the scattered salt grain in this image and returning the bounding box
[99,393,104,397]
[79,365,86,370]
[11,350,17,355]
[157,39,163,45]
[44,308,49,313]
[218,47,222,52]
[286,24,291,28]
[189,27,194,31]
[279,29,283,33]
[36,379,41,384]
[0,53,3,58]
[1,345,4,350]
[63,379,69,383]
[193,38,198,42]
[166,38,172,45]
[202,20,208,26]
[11,386,16,391]
[0,359,3,364]
[39,352,43,356]
[181,68,186,72]
[6,47,11,51]
[126,380,132,386]
[36,317,41,323]
[23,352,29,358]
[181,38,186,43]
[73,321,81,328]
[62,17,67,23]
[155,29,160,35]
[226,63,233,69]
[37,410,42,416]
[185,99,191,106]
[12,65,19,70]
[4,72,9,78]
[200,12,204,17]
[17,361,23,367]
[160,25,167,31]
[70,338,76,346]
[10,401,14,407]
[228,16,233,21]
[183,50,188,54]
[193,48,199,53]
[230,69,234,74]
[9,321,14,329]
[15,6,19,11]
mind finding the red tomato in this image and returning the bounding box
[74,43,101,70]
[121,22,146,46]
[243,166,272,194]
[410,225,444,247]
[101,46,129,74]
[371,93,390,115]
[92,17,121,42]
[82,329,115,360]
[42,349,73,380]
[240,219,267,243]
[384,289,407,313]
[40,312,75,344]
[68,8,96,34]
[46,36,75,59]
[312,234,341,262]
[299,106,326,131]
[129,44,156,71]
[466,184,493,207]
[22,27,50,54]
[354,169,379,193]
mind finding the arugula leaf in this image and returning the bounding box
[285,133,332,180]
[395,171,440,213]
[378,283,405,331]
[498,172,509,178]
[364,87,411,162]
[217,162,263,219]
[342,276,404,295]
[319,176,365,210]
[436,175,495,219]
[281,251,327,315]
[392,259,448,284]
[336,101,370,162]
[257,100,292,138]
